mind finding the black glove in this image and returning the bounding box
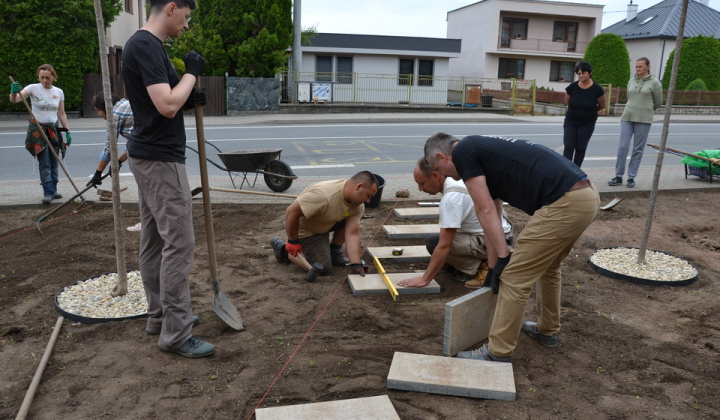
[482,268,494,289]
[87,170,103,187]
[183,87,207,110]
[349,263,365,277]
[183,50,206,77]
[489,255,511,294]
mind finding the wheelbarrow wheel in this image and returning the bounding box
[264,160,293,192]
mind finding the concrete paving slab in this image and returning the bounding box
[386,351,515,401]
[255,395,400,420]
[383,224,439,239]
[348,273,440,296]
[444,287,497,357]
[366,246,431,263]
[393,207,439,219]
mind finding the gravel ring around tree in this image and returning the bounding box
[589,247,699,286]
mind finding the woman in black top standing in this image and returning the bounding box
[563,61,606,167]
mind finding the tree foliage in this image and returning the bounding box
[173,0,293,77]
[684,78,708,91]
[0,0,122,112]
[583,33,631,88]
[661,35,720,91]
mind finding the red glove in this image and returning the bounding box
[285,239,302,257]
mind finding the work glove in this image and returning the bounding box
[285,239,302,257]
[182,87,207,110]
[349,263,365,277]
[10,81,22,94]
[183,50,206,77]
[87,170,103,187]
[488,255,511,294]
[65,132,72,146]
[482,268,494,289]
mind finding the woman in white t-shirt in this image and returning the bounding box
[9,64,72,203]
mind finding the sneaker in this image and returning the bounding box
[330,246,350,267]
[127,222,142,232]
[608,177,622,186]
[626,179,635,188]
[158,335,214,358]
[522,321,558,348]
[42,195,53,204]
[305,262,324,283]
[457,343,512,363]
[53,193,63,200]
[270,235,289,263]
[146,315,199,335]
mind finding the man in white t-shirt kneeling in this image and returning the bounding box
[399,158,513,289]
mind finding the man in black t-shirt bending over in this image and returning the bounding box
[424,132,600,363]
[122,0,213,358]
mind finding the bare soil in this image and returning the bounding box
[1,191,719,419]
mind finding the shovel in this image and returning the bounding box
[194,81,244,330]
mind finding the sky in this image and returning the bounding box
[301,0,720,38]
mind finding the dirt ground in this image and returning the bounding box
[1,190,719,419]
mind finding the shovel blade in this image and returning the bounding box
[213,285,244,330]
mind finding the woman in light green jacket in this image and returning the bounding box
[608,57,663,189]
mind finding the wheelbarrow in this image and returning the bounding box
[187,140,297,192]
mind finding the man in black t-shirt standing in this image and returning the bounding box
[424,132,600,363]
[122,0,214,358]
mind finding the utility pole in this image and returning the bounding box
[288,0,302,104]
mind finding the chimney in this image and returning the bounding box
[627,1,638,22]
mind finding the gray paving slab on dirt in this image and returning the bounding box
[393,207,439,219]
[383,224,440,239]
[348,273,440,296]
[386,351,516,401]
[444,287,497,357]
[254,395,400,420]
[366,246,431,263]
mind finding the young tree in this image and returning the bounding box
[173,0,293,77]
[583,33,631,88]
[0,0,122,111]
[661,35,720,91]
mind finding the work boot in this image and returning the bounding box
[330,243,349,267]
[270,236,289,263]
[158,335,214,358]
[305,262,324,283]
[464,262,489,289]
[522,321,558,348]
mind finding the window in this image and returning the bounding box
[315,56,332,82]
[553,21,578,51]
[399,59,414,86]
[501,18,528,47]
[336,56,353,84]
[418,60,434,87]
[550,61,575,82]
[124,0,133,13]
[498,58,525,79]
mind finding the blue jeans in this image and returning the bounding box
[37,145,60,197]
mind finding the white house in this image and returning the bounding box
[298,33,462,104]
[602,0,720,81]
[446,0,604,89]
[106,0,147,76]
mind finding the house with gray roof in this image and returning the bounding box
[602,0,720,80]
[295,33,462,104]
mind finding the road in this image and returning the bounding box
[1,120,718,183]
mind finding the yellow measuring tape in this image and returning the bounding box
[373,256,399,301]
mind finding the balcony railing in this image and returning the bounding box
[498,37,588,54]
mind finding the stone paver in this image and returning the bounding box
[255,395,400,420]
[386,351,515,401]
[393,207,439,219]
[444,287,497,357]
[348,273,440,296]
[366,246,431,263]
[383,224,439,239]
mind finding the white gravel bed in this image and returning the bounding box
[56,271,148,319]
[590,247,698,282]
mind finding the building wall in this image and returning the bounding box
[625,38,671,82]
